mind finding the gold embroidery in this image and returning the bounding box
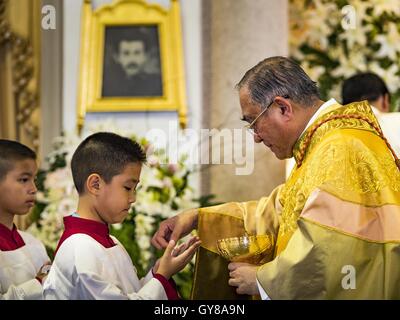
[276,102,400,252]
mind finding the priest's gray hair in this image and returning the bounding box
[236,56,320,109]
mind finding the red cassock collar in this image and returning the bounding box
[55,215,116,255]
[0,223,25,251]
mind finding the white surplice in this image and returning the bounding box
[43,234,168,300]
[0,231,49,300]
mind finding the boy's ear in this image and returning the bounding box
[86,174,102,195]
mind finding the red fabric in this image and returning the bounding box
[0,223,25,251]
[153,273,180,300]
[55,216,116,255]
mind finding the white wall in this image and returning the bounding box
[62,0,202,134]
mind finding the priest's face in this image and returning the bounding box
[0,159,38,218]
[239,87,295,160]
[97,163,141,224]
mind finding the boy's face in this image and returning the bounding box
[97,163,141,224]
[0,159,38,216]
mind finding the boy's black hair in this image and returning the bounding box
[71,132,146,195]
[0,139,37,182]
[342,72,390,105]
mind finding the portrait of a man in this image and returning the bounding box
[102,25,163,97]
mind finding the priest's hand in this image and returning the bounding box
[151,209,199,249]
[228,262,259,295]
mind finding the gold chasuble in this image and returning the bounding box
[191,101,400,299]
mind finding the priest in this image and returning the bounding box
[152,56,400,299]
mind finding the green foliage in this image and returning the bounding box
[110,216,146,277]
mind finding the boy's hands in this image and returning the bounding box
[36,262,52,284]
[152,258,161,274]
[156,236,201,279]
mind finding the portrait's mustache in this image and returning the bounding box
[126,63,139,69]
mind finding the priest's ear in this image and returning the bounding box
[86,173,103,195]
[274,96,294,121]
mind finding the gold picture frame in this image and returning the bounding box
[77,0,187,132]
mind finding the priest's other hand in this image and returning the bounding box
[228,262,259,295]
[151,208,199,249]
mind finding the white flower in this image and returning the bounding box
[112,223,123,230]
[36,191,48,203]
[135,192,163,216]
[289,0,312,50]
[301,61,326,82]
[162,177,173,188]
[141,251,152,263]
[302,0,340,51]
[58,197,78,217]
[137,235,151,249]
[331,48,368,78]
[44,167,73,192]
[370,0,400,16]
[147,155,159,168]
[338,22,372,49]
[135,214,155,234]
[376,23,400,60]
[368,62,400,93]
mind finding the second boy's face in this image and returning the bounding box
[0,159,38,217]
[97,163,141,224]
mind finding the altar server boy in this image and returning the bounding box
[44,132,200,300]
[0,140,51,300]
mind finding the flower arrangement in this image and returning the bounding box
[28,124,209,299]
[290,0,400,111]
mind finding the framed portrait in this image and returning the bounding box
[102,25,163,98]
[77,0,187,131]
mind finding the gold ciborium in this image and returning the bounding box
[216,234,274,265]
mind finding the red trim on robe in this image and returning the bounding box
[152,269,180,300]
[0,223,25,251]
[153,273,180,300]
[55,216,116,255]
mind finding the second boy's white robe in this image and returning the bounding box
[43,234,169,300]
